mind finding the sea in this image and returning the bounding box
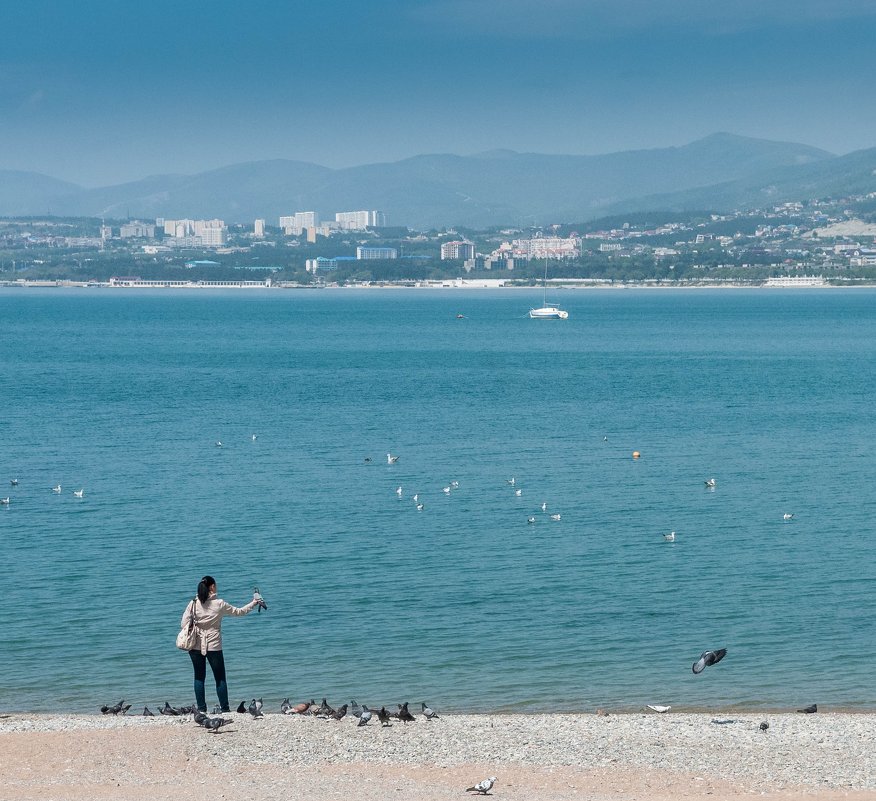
[1,287,874,714]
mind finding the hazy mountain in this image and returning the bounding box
[0,134,841,228]
[0,171,81,216]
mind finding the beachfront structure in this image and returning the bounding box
[335,210,387,230]
[492,236,580,261]
[440,241,475,260]
[305,257,339,273]
[280,212,319,235]
[356,247,397,260]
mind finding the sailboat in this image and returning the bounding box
[529,259,569,319]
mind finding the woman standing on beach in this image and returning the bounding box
[181,575,261,713]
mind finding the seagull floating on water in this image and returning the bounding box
[450,480,459,489]
[549,513,561,521]
[507,477,515,486]
[541,502,547,512]
[387,453,399,464]
[396,486,403,497]
[215,441,223,448]
[251,434,257,441]
[412,493,418,503]
[663,531,676,542]
[527,516,536,524]
[10,479,18,486]
[704,478,716,488]
[416,503,424,511]
[783,513,795,521]
[443,486,451,494]
[52,485,62,493]
[514,488,522,497]
[0,498,9,506]
[73,489,84,498]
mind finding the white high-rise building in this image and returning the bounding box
[254,219,265,237]
[335,210,387,230]
[279,211,319,234]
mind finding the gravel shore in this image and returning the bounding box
[1,711,874,800]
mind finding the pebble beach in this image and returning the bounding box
[2,711,874,801]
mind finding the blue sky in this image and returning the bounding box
[2,0,876,185]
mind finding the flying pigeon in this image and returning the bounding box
[466,777,497,795]
[692,648,727,674]
[421,702,439,720]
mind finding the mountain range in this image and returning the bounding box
[2,133,875,229]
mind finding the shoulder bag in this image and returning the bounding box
[176,597,201,651]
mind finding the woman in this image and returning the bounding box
[181,575,261,713]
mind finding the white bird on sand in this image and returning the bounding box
[646,705,672,713]
[395,486,403,497]
[541,502,547,512]
[0,497,9,505]
[73,489,84,498]
[514,488,522,497]
[387,453,399,464]
[783,513,794,521]
[52,485,62,493]
[466,777,497,795]
[704,478,716,488]
[663,531,676,542]
[549,513,561,521]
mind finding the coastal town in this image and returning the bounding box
[2,190,876,289]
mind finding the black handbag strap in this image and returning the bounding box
[189,597,198,628]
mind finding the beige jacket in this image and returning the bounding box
[181,592,258,654]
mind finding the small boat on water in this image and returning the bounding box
[529,261,568,319]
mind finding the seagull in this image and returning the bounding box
[549,513,561,521]
[759,721,769,732]
[52,485,62,493]
[515,489,522,497]
[251,434,257,441]
[450,480,459,489]
[387,453,399,464]
[466,777,497,795]
[215,441,222,448]
[0,498,9,505]
[646,705,671,713]
[412,494,418,503]
[541,502,547,512]
[421,702,439,720]
[798,703,817,714]
[527,516,536,524]
[396,486,403,497]
[10,479,18,486]
[507,477,515,486]
[663,531,676,542]
[692,648,727,674]
[783,513,795,521]
[443,486,451,494]
[73,489,84,498]
[416,503,424,511]
[704,478,716,488]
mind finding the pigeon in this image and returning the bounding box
[203,716,233,733]
[280,698,292,714]
[316,698,334,718]
[421,702,439,720]
[798,704,817,714]
[398,702,415,724]
[378,706,391,726]
[253,587,268,612]
[119,703,131,715]
[646,705,671,713]
[160,701,179,716]
[663,531,676,542]
[692,648,727,674]
[236,701,247,714]
[102,700,126,715]
[193,710,209,726]
[285,700,313,715]
[387,453,399,464]
[143,706,154,716]
[213,704,221,714]
[331,704,348,721]
[350,700,363,718]
[759,721,769,732]
[358,706,373,726]
[466,777,497,795]
[248,699,263,718]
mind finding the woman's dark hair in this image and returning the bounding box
[197,575,216,604]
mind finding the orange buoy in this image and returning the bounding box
[632,451,641,459]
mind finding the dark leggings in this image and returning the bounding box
[188,649,229,712]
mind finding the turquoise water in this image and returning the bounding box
[1,287,874,713]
